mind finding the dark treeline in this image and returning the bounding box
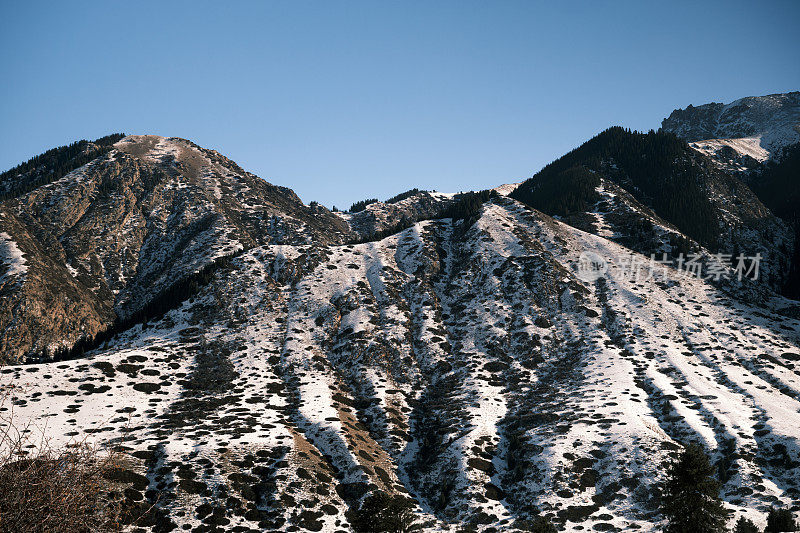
[32,253,238,363]
[0,133,125,201]
[441,189,497,222]
[514,165,601,217]
[751,142,800,223]
[749,142,800,298]
[350,189,498,244]
[349,189,428,213]
[385,188,425,204]
[349,198,379,213]
[511,126,720,247]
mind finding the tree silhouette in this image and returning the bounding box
[385,188,426,204]
[732,516,758,533]
[350,198,379,212]
[660,442,727,533]
[765,507,797,533]
[0,133,125,200]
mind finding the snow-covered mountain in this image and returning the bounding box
[661,91,800,171]
[1,132,799,531]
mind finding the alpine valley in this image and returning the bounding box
[1,92,799,532]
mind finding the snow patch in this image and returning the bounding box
[0,232,27,282]
[690,137,770,163]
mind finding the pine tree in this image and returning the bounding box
[386,188,423,204]
[509,127,721,248]
[660,442,728,533]
[732,516,758,533]
[765,508,797,533]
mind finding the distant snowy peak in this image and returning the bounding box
[662,91,800,164]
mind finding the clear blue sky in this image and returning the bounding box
[1,1,798,209]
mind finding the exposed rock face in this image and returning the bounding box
[662,92,800,154]
[0,206,112,360]
[0,135,351,362]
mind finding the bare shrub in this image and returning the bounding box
[0,382,136,532]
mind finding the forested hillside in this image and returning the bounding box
[750,143,800,297]
[511,127,720,247]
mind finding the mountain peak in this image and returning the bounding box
[0,134,351,361]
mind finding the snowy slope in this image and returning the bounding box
[3,196,799,532]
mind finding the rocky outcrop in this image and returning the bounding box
[339,190,457,239]
[0,206,113,361]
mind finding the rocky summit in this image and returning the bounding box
[1,96,800,532]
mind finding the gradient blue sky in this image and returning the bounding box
[2,1,799,209]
